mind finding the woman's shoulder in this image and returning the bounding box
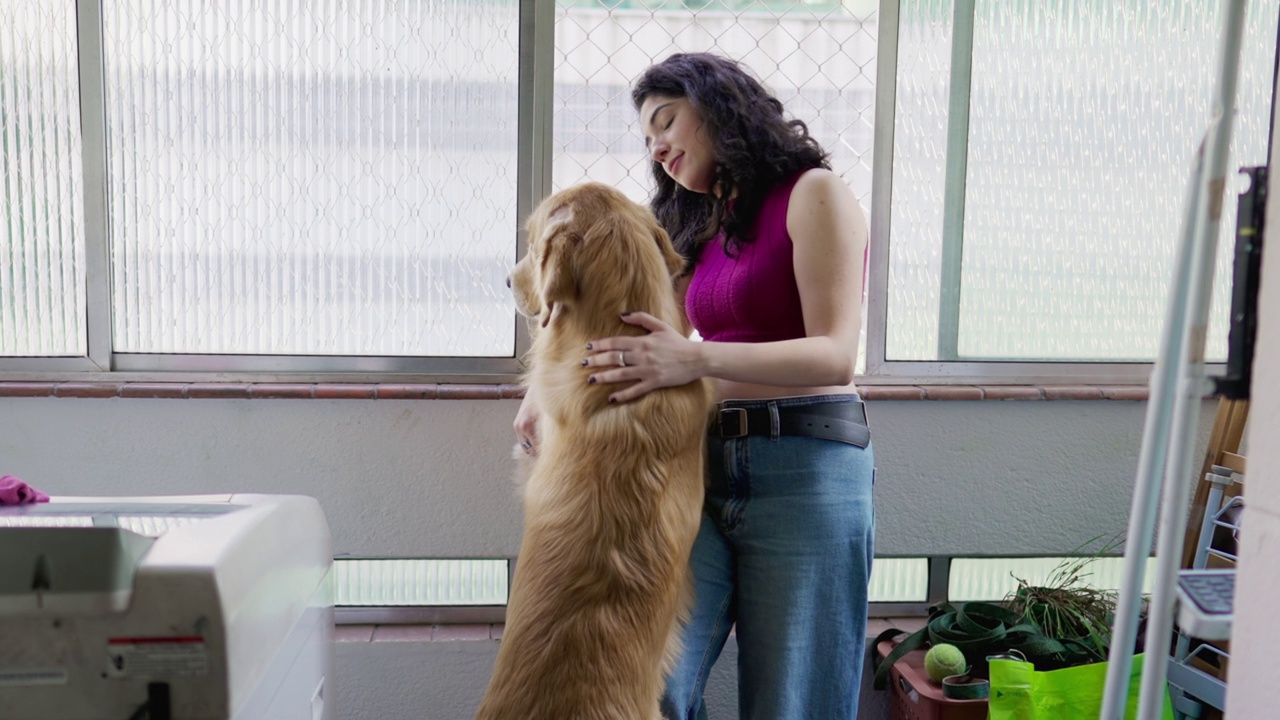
[787,168,859,217]
[789,167,849,197]
[785,168,866,240]
[766,167,841,211]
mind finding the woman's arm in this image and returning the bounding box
[585,169,867,402]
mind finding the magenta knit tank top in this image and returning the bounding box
[685,172,807,343]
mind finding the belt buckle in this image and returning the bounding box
[719,407,748,438]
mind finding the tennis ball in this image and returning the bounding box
[924,643,967,683]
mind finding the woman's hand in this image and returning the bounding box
[514,388,540,456]
[583,312,706,403]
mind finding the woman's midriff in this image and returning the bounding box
[711,379,860,403]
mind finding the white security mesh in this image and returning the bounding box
[6,1,1274,366]
[554,0,878,205]
[0,0,86,357]
[553,0,877,371]
[888,0,1279,361]
[331,556,920,606]
[100,0,519,356]
[333,558,508,606]
[868,556,929,603]
[949,556,1158,602]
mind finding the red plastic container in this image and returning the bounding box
[876,639,989,720]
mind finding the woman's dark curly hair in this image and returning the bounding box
[631,52,830,265]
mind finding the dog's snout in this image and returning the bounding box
[506,274,512,289]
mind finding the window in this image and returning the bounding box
[3,0,523,377]
[102,1,520,359]
[0,0,86,358]
[875,0,1277,370]
[551,0,1278,380]
[2,0,1276,380]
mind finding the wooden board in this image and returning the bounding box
[1177,397,1248,686]
[1180,399,1249,569]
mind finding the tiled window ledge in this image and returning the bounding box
[0,382,1149,401]
[334,617,927,644]
[335,623,502,644]
[0,382,525,400]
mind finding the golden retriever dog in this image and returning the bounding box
[477,183,713,720]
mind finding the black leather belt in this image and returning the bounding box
[712,400,870,448]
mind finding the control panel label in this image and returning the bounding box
[106,637,209,678]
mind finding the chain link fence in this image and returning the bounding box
[554,0,879,210]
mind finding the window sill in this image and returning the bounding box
[0,381,1149,401]
[333,616,928,645]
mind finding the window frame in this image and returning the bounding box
[2,0,1225,385]
[862,0,1224,385]
[0,0,543,384]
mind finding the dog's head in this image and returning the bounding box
[510,183,684,329]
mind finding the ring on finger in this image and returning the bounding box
[618,351,626,368]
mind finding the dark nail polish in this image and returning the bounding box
[620,311,632,317]
[581,359,588,366]
[588,376,596,384]
[586,342,593,350]
[608,397,617,403]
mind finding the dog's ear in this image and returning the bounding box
[539,208,579,328]
[654,224,686,280]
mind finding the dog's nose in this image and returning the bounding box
[505,275,512,289]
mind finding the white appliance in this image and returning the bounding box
[0,494,333,720]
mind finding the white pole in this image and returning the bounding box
[1101,1,1249,717]
[1100,141,1206,720]
[1138,2,1248,719]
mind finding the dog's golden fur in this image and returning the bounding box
[477,183,713,720]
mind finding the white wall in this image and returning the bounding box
[0,391,1216,718]
[0,395,1210,560]
[0,397,524,557]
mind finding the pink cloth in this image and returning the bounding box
[685,171,810,344]
[0,475,50,505]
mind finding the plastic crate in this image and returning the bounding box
[876,639,988,720]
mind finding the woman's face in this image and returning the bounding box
[639,94,716,195]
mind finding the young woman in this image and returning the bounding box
[515,52,874,719]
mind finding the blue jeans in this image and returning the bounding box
[661,395,876,720]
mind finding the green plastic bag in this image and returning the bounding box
[988,653,1174,720]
